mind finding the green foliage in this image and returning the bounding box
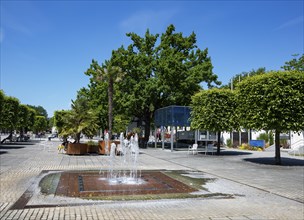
[237,70,304,164]
[33,116,48,133]
[113,114,130,134]
[54,110,69,135]
[190,89,238,154]
[85,60,125,136]
[257,132,274,146]
[222,68,266,89]
[86,140,98,146]
[0,91,46,133]
[48,116,55,128]
[281,54,304,71]
[0,95,20,131]
[132,127,141,135]
[59,94,99,143]
[237,71,304,132]
[86,24,220,142]
[27,105,48,118]
[226,138,232,148]
[239,143,263,151]
[257,133,269,142]
[0,90,4,117]
[190,89,238,132]
[16,104,30,132]
[27,108,36,131]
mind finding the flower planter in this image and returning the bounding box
[87,144,99,153]
[67,143,88,155]
[99,140,120,155]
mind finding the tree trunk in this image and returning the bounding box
[217,131,221,155]
[1,132,12,144]
[275,130,281,165]
[76,133,81,143]
[108,77,114,139]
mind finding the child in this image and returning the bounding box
[58,143,65,153]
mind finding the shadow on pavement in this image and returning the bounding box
[198,150,252,156]
[244,157,304,166]
[0,145,25,150]
[0,151,8,154]
[219,150,252,156]
[1,142,36,145]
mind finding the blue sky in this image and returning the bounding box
[1,0,303,117]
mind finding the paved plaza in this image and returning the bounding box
[0,139,303,220]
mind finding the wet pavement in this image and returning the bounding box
[0,139,303,219]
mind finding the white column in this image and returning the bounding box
[154,128,157,148]
[171,126,174,152]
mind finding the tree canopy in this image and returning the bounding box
[85,60,125,138]
[85,24,220,141]
[33,116,48,134]
[237,70,304,164]
[281,54,304,71]
[0,90,48,138]
[0,95,20,132]
[190,89,238,154]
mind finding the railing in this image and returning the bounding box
[289,139,304,156]
[291,139,304,149]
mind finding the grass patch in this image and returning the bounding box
[39,173,61,195]
[162,170,215,191]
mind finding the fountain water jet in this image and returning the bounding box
[100,132,143,185]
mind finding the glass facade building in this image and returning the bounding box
[154,105,191,127]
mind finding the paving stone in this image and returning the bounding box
[0,140,303,219]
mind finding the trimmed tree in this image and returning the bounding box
[0,90,4,117]
[237,71,304,164]
[190,89,239,154]
[16,104,30,135]
[0,96,20,142]
[33,116,48,134]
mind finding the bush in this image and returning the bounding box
[87,140,98,146]
[226,138,232,148]
[257,131,274,146]
[239,143,250,150]
[239,143,264,151]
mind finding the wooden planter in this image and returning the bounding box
[67,143,88,155]
[99,140,120,155]
[87,144,99,153]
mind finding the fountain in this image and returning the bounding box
[102,132,143,185]
[23,131,205,208]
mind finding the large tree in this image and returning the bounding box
[190,89,239,154]
[281,54,304,71]
[222,67,266,89]
[237,71,304,164]
[109,24,220,142]
[0,96,20,140]
[85,60,124,139]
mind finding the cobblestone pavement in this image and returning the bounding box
[0,139,303,220]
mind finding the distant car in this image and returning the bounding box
[48,133,57,140]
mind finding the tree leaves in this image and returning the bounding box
[237,71,304,132]
[190,89,238,132]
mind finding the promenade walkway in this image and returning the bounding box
[0,139,303,219]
